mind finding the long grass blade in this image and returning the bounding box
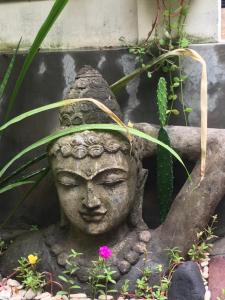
[0,124,188,179]
[0,180,34,194]
[0,168,49,229]
[13,167,47,183]
[0,37,22,102]
[4,0,69,122]
[0,153,46,186]
[110,48,207,179]
[0,98,126,132]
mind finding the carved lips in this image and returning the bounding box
[79,209,107,223]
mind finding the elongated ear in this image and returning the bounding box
[59,207,69,227]
[128,168,148,228]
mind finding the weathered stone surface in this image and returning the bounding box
[98,295,113,300]
[124,250,139,265]
[168,261,205,300]
[132,242,147,254]
[117,260,131,274]
[1,66,225,300]
[24,288,37,300]
[0,288,12,300]
[7,279,20,287]
[139,230,151,243]
[211,236,225,256]
[69,293,87,298]
[208,256,225,300]
[35,292,51,299]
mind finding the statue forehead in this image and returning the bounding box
[52,151,130,180]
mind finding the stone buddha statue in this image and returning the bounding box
[1,66,225,298]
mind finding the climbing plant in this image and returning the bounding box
[125,0,192,125]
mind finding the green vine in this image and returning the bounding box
[124,0,193,125]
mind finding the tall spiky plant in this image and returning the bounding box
[156,77,173,222]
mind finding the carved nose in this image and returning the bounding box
[82,182,101,209]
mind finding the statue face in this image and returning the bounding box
[51,150,137,235]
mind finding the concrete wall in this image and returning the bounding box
[0,0,221,51]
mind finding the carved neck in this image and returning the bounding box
[67,222,130,254]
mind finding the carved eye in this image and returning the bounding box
[101,179,125,188]
[57,173,80,187]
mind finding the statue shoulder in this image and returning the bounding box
[0,225,59,277]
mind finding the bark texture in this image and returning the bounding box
[136,123,225,254]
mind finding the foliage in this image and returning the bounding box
[126,0,192,125]
[135,267,152,298]
[0,97,188,228]
[188,215,217,261]
[157,127,173,222]
[0,0,69,226]
[156,78,173,222]
[3,0,69,123]
[57,249,82,297]
[217,288,225,300]
[0,38,21,104]
[16,254,45,291]
[0,99,187,179]
[157,77,168,127]
[110,47,208,180]
[88,255,117,300]
[120,279,130,297]
[167,247,184,265]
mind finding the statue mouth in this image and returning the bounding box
[79,210,107,222]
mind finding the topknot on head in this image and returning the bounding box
[59,65,122,127]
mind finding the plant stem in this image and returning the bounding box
[178,56,188,126]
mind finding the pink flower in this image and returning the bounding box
[98,246,112,260]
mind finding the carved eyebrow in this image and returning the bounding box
[55,170,83,180]
[55,167,128,180]
[95,168,128,177]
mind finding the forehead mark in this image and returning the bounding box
[55,167,128,181]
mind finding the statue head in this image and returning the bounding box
[48,66,147,235]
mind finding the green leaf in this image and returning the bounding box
[147,71,152,79]
[184,107,193,113]
[58,275,69,283]
[95,284,105,288]
[57,291,68,296]
[170,109,180,115]
[0,98,122,133]
[157,128,173,222]
[173,82,180,88]
[11,167,47,185]
[159,39,166,46]
[157,77,168,127]
[0,168,48,229]
[0,124,189,179]
[179,37,190,48]
[0,153,46,186]
[163,10,170,17]
[108,279,116,284]
[0,37,22,101]
[4,0,69,122]
[0,180,34,194]
[70,285,80,289]
[168,94,177,101]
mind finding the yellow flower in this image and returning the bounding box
[27,254,38,265]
